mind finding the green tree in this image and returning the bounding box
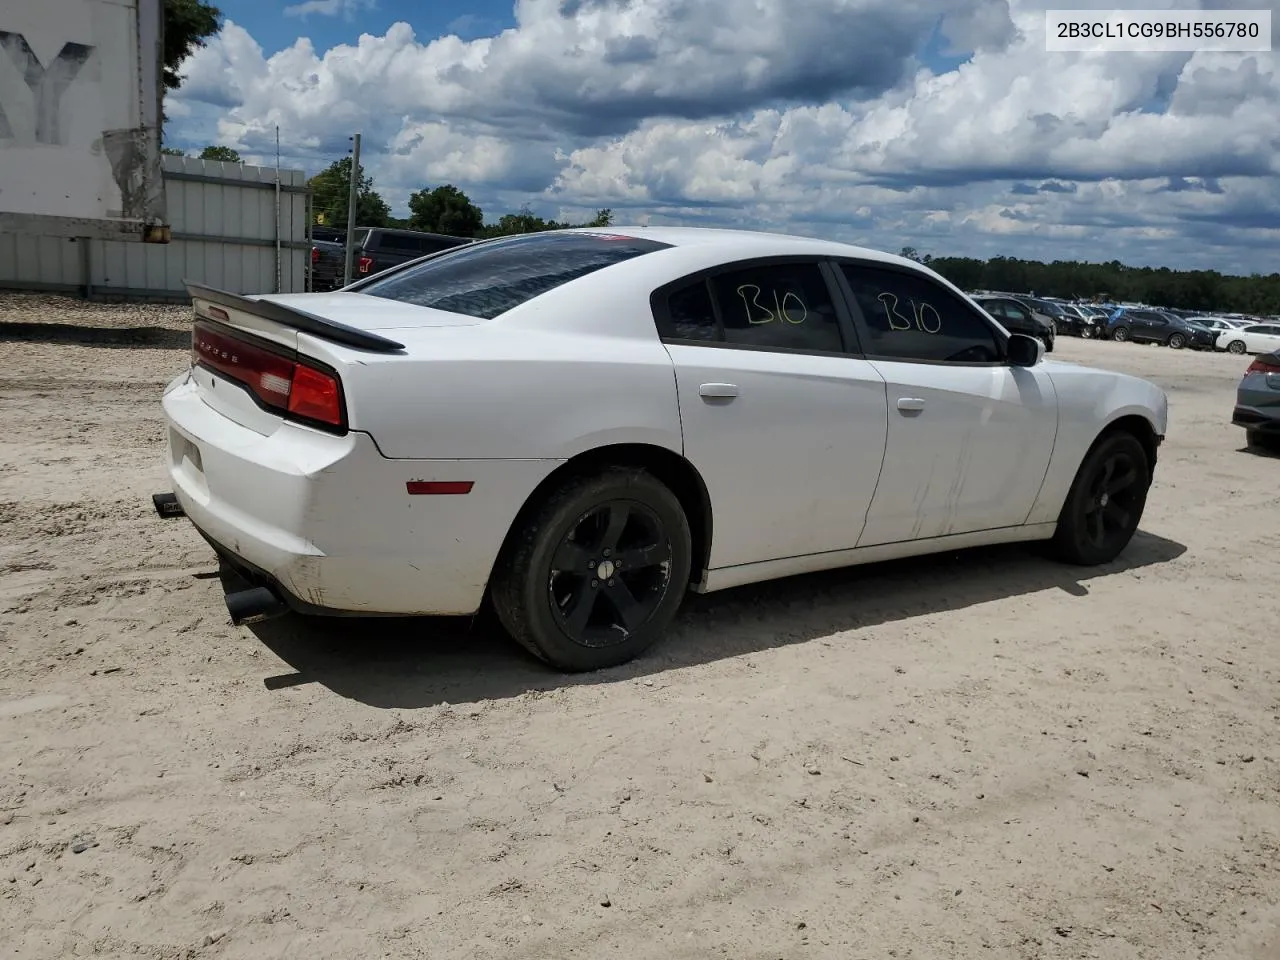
[160,146,186,156]
[475,205,617,238]
[198,144,241,162]
[308,157,391,229]
[922,253,1280,315]
[407,185,485,237]
[163,0,222,93]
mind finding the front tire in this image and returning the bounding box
[1227,340,1247,355]
[1168,332,1186,349]
[490,468,692,671]
[1051,432,1151,566]
[1112,326,1130,343]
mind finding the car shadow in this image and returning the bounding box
[243,530,1187,709]
[1239,443,1280,459]
[0,322,189,350]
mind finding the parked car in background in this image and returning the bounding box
[310,239,346,292]
[971,294,1056,351]
[1233,350,1280,451]
[1216,322,1280,356]
[1014,296,1070,336]
[354,227,474,278]
[1106,307,1212,349]
[1056,303,1106,338]
[162,227,1167,671]
[1198,315,1250,332]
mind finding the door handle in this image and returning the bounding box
[699,382,739,399]
[896,397,926,412]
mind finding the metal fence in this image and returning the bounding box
[0,155,310,300]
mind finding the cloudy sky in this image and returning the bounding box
[164,0,1280,273]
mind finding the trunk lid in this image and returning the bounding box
[186,282,466,437]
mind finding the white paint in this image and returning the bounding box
[162,227,1169,619]
[1216,324,1280,355]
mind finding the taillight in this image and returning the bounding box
[358,256,373,274]
[1246,358,1280,375]
[191,318,345,430]
[311,246,319,264]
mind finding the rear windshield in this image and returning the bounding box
[358,232,673,320]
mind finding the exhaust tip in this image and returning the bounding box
[152,492,185,519]
[225,586,290,626]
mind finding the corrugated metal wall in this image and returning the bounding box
[0,155,309,299]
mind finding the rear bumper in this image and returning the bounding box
[162,373,561,616]
[1233,405,1280,434]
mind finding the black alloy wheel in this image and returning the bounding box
[1052,432,1150,565]
[491,468,692,671]
[547,501,672,647]
[1112,325,1131,342]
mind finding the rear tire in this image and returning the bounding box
[1246,430,1280,453]
[1112,326,1130,343]
[490,468,692,672]
[1051,432,1151,566]
[1227,340,1247,355]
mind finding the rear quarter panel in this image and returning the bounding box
[1024,363,1168,525]
[316,324,684,460]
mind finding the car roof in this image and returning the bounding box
[555,225,924,269]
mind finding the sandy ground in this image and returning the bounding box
[1,293,1278,960]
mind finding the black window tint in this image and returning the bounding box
[841,264,1001,363]
[660,280,719,341]
[360,233,672,320]
[709,262,842,352]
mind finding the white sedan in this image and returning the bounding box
[1216,322,1280,355]
[159,228,1168,671]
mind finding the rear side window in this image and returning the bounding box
[654,261,844,353]
[711,262,843,352]
[360,232,672,320]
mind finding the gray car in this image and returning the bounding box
[1233,349,1280,451]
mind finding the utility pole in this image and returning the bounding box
[343,132,362,287]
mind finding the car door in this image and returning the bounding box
[654,258,889,570]
[1245,325,1280,352]
[1135,311,1166,342]
[832,260,1058,546]
[1003,299,1040,337]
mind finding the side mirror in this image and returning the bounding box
[1007,333,1045,367]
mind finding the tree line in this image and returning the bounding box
[899,248,1280,316]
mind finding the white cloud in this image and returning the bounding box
[165,0,1280,273]
[283,0,376,19]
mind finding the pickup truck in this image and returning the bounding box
[309,239,346,291]
[353,228,474,278]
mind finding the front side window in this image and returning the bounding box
[709,262,843,352]
[360,232,672,320]
[840,263,1002,363]
[1003,300,1033,323]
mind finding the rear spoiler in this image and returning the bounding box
[183,280,405,353]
